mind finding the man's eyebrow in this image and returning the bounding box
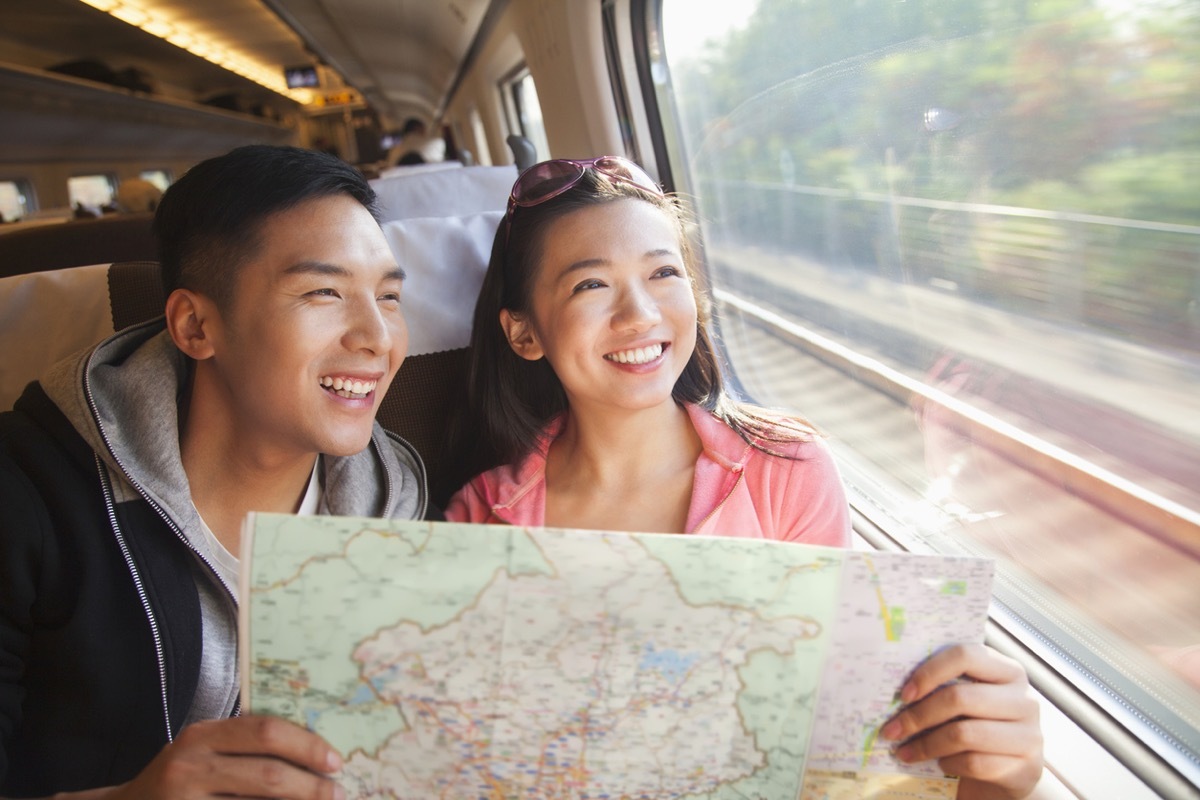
[283,260,407,281]
[283,260,349,277]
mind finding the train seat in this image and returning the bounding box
[0,212,157,278]
[0,263,116,411]
[376,161,464,180]
[369,164,517,221]
[381,210,501,355]
[374,209,501,504]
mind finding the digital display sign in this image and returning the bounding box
[284,65,319,89]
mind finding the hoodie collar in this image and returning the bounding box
[40,319,425,547]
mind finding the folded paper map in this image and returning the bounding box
[239,513,993,799]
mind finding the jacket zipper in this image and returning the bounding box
[691,466,745,532]
[82,348,240,736]
[381,429,428,519]
[95,453,174,743]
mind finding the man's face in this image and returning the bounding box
[198,194,407,462]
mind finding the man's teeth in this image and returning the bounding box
[320,376,377,397]
[605,343,664,364]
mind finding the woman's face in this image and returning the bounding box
[501,198,698,418]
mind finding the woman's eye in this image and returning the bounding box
[653,266,682,279]
[572,279,605,293]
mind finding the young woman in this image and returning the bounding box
[444,156,1043,798]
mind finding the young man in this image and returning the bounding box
[0,145,426,798]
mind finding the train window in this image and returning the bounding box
[502,69,549,162]
[67,173,117,214]
[0,180,31,223]
[468,106,492,166]
[138,169,171,192]
[656,0,1200,791]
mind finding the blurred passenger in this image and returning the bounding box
[384,116,446,167]
[114,177,164,213]
[445,156,1045,799]
[0,144,431,798]
[71,201,99,219]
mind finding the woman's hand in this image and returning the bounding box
[880,643,1044,799]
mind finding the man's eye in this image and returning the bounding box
[309,288,340,297]
[379,292,402,303]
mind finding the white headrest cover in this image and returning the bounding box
[371,165,517,222]
[383,211,503,357]
[0,263,114,411]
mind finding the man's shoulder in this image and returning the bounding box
[0,381,93,473]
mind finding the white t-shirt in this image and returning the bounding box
[184,459,323,728]
[195,459,323,599]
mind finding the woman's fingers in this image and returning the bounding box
[880,643,1044,800]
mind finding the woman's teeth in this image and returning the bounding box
[605,343,664,364]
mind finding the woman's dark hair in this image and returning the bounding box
[444,166,815,493]
[154,144,379,310]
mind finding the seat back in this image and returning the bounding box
[369,164,516,222]
[0,213,156,278]
[0,263,117,410]
[506,134,537,172]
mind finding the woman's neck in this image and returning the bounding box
[544,400,702,533]
[554,400,696,478]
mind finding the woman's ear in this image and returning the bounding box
[164,289,218,361]
[499,309,545,361]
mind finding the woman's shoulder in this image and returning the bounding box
[444,434,553,523]
[686,401,821,457]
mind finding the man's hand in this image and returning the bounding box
[106,715,345,800]
[880,643,1044,800]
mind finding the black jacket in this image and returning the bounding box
[0,382,201,794]
[0,322,428,796]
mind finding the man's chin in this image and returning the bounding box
[320,431,376,459]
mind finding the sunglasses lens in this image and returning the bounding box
[512,160,586,206]
[593,156,661,195]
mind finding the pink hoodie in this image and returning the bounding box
[445,403,851,546]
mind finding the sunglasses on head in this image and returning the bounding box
[505,156,663,221]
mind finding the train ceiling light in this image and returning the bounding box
[77,0,316,104]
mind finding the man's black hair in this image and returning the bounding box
[154,144,380,309]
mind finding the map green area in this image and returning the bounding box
[239,513,993,799]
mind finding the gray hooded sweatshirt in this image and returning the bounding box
[39,319,427,726]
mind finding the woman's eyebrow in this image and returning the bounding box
[559,257,609,276]
[644,247,679,259]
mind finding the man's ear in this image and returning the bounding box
[499,309,544,361]
[164,289,219,361]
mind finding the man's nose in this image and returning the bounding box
[345,297,396,354]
